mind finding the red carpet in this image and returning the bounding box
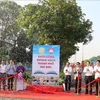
[26,85,63,93]
[0,90,99,100]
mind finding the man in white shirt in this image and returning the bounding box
[63,62,72,92]
[0,60,7,90]
[74,62,82,94]
[94,60,100,96]
[83,61,94,95]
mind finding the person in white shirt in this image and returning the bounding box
[94,60,100,96]
[83,61,94,95]
[0,60,7,90]
[74,62,82,94]
[63,62,72,92]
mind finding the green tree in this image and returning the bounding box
[97,56,100,60]
[10,29,32,63]
[0,0,21,42]
[84,56,100,65]
[0,0,33,63]
[0,0,21,60]
[18,0,93,67]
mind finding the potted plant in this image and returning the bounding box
[23,72,32,89]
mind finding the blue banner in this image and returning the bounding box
[32,45,60,85]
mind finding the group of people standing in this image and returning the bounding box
[0,60,25,91]
[63,60,100,96]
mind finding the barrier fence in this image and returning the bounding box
[75,76,100,97]
[0,74,100,97]
[0,74,18,91]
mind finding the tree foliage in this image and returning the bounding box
[18,0,93,66]
[0,0,20,42]
[0,0,32,62]
[0,0,21,60]
[10,29,32,62]
[84,56,100,65]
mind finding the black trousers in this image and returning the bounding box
[96,81,98,95]
[7,74,14,90]
[85,76,92,94]
[65,75,71,91]
[0,73,6,90]
[75,77,81,93]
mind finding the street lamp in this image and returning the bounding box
[15,42,18,63]
[26,44,34,52]
[81,42,84,69]
[16,43,18,47]
[26,47,30,52]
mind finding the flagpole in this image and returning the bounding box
[82,42,84,69]
[82,42,83,61]
[75,52,76,63]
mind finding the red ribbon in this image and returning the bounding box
[14,73,18,78]
[0,77,3,80]
[96,77,100,81]
[0,73,18,81]
[78,75,81,79]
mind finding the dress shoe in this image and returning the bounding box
[95,94,98,96]
[67,91,70,93]
[74,91,77,93]
[90,93,92,95]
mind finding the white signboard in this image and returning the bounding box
[32,45,60,86]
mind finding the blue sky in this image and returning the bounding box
[13,0,100,62]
